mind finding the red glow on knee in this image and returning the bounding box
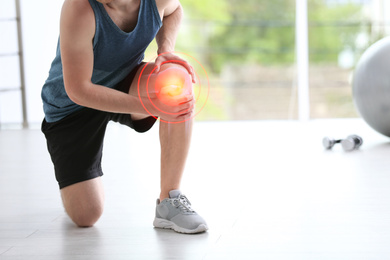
[155,67,192,106]
[138,52,210,124]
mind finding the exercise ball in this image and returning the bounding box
[353,37,390,137]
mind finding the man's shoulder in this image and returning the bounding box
[63,0,94,15]
[62,0,94,23]
[155,0,180,17]
[61,0,95,38]
[64,0,90,6]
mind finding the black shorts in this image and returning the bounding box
[41,63,157,189]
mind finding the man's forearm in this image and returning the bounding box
[156,5,183,54]
[67,81,150,116]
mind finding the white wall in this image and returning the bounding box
[22,0,63,124]
[0,0,63,125]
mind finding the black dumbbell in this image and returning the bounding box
[322,135,363,151]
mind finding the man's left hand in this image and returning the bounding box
[154,52,196,83]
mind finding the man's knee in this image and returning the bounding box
[132,62,192,97]
[60,178,105,227]
[70,204,104,227]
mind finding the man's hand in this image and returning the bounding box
[142,93,195,122]
[154,52,196,84]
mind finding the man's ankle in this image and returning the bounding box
[159,192,169,202]
[159,188,180,202]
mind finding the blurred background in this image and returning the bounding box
[1,0,390,127]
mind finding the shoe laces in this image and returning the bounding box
[170,195,195,214]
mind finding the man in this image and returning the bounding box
[41,0,208,234]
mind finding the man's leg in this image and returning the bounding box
[129,63,207,233]
[42,107,110,228]
[60,177,104,227]
[159,119,193,201]
[128,62,193,199]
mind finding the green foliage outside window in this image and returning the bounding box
[178,0,371,73]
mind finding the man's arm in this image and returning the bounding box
[155,0,183,54]
[60,0,144,114]
[154,0,196,82]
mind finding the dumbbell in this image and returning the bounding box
[322,135,363,151]
[322,137,342,150]
[341,135,363,151]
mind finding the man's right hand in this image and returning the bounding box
[142,93,195,122]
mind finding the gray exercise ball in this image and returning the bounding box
[353,37,390,137]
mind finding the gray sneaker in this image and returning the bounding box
[153,190,208,234]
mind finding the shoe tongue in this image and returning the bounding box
[169,190,181,198]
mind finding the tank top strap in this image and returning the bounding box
[87,0,104,48]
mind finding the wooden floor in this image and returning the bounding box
[1,119,390,260]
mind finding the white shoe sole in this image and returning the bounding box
[153,218,208,234]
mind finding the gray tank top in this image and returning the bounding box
[41,0,162,122]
